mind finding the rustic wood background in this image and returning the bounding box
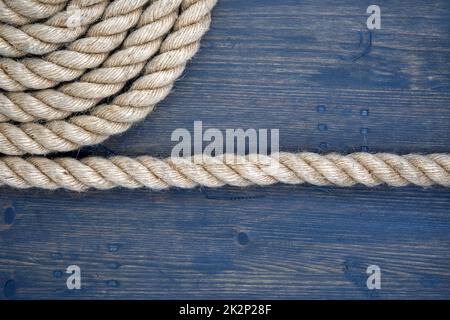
[1,0,450,299]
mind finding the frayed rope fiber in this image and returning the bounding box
[0,0,449,190]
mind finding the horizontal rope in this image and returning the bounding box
[1,153,449,191]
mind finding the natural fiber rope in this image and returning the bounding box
[0,0,173,92]
[0,0,68,26]
[0,0,108,58]
[0,0,214,155]
[0,0,174,91]
[1,153,449,191]
[0,0,184,123]
[0,0,449,191]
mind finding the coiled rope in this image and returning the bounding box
[0,0,108,58]
[0,0,449,190]
[0,0,69,26]
[0,0,214,155]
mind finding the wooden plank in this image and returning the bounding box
[1,0,449,299]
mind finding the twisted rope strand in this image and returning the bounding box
[1,153,449,191]
[0,0,153,91]
[0,0,184,122]
[0,0,68,26]
[0,0,216,155]
[1,0,448,193]
[0,0,108,59]
[0,0,183,124]
[0,0,182,118]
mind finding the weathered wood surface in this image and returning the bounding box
[1,0,449,299]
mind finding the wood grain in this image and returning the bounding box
[1,0,449,299]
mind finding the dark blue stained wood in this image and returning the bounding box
[1,0,450,299]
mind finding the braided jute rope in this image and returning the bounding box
[1,153,449,191]
[0,0,449,191]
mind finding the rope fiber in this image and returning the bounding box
[0,0,449,191]
[1,153,449,191]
